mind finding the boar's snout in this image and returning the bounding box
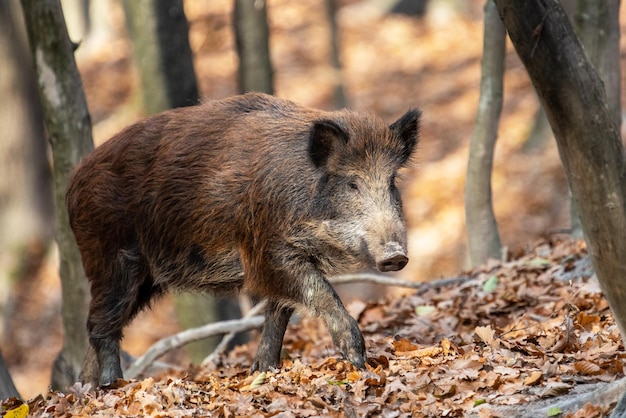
[376,242,408,272]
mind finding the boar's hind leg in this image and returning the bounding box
[251,300,294,372]
[85,247,161,387]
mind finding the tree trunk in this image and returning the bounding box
[325,0,347,108]
[234,0,274,94]
[568,0,622,238]
[492,0,626,340]
[464,0,504,267]
[20,0,94,390]
[520,105,552,153]
[0,0,56,398]
[123,0,246,362]
[0,350,19,399]
[0,0,55,303]
[574,0,621,131]
[121,0,199,114]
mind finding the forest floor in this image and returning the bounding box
[3,0,626,416]
[19,239,626,417]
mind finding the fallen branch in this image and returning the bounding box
[469,375,626,417]
[200,300,267,368]
[330,272,474,292]
[329,272,423,288]
[125,315,265,379]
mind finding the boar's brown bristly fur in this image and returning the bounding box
[66,93,420,387]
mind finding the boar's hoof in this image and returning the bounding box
[335,318,367,369]
[250,355,281,373]
[376,242,408,272]
[340,338,367,370]
[100,369,124,388]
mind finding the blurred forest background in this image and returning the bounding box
[2,0,625,400]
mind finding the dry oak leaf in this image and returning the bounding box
[475,325,499,347]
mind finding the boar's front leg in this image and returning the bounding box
[302,274,367,369]
[272,261,366,369]
[251,300,294,372]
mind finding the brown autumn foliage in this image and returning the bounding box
[15,238,626,417]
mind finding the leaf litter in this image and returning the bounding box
[17,238,624,417]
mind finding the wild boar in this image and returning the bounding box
[66,92,420,387]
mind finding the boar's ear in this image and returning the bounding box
[390,109,421,164]
[308,120,349,168]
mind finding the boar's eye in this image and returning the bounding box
[348,179,359,191]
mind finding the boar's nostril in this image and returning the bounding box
[377,253,408,272]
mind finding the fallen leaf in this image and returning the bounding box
[482,275,498,293]
[441,338,452,355]
[523,371,542,386]
[546,406,562,416]
[574,360,602,375]
[475,325,498,347]
[433,385,457,399]
[541,382,572,398]
[392,338,418,352]
[415,305,437,316]
[240,372,267,391]
[4,403,28,418]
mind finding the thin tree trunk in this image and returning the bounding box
[234,0,274,94]
[465,0,504,266]
[0,350,19,399]
[521,105,551,153]
[325,0,347,109]
[123,0,246,362]
[20,0,94,390]
[493,0,626,340]
[122,0,199,114]
[574,0,621,131]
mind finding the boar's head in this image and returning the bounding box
[307,109,420,274]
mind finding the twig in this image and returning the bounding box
[200,300,267,368]
[125,315,265,379]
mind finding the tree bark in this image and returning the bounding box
[234,0,274,94]
[20,0,94,390]
[465,0,504,267]
[568,0,622,238]
[492,0,626,340]
[574,0,621,131]
[122,0,199,114]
